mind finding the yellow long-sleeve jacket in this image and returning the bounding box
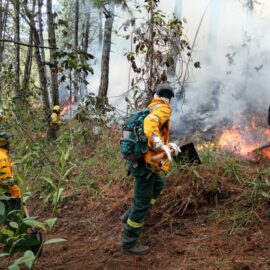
[50,112,61,126]
[0,148,21,198]
[144,98,172,172]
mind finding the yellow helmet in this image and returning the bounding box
[53,105,61,112]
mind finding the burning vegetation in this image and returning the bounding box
[216,116,270,161]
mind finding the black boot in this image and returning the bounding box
[122,244,150,256]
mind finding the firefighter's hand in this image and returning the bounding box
[161,145,172,162]
[169,143,181,157]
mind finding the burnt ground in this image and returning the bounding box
[3,180,268,270]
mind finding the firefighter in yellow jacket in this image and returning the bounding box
[122,84,180,255]
[0,131,21,199]
[0,130,43,254]
[48,105,62,140]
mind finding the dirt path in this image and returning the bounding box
[26,187,270,270]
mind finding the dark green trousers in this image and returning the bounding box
[122,162,165,250]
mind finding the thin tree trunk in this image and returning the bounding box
[98,10,103,51]
[47,0,59,105]
[22,0,36,96]
[98,2,115,98]
[148,0,154,94]
[37,0,46,72]
[0,0,9,64]
[81,4,91,97]
[74,0,79,50]
[0,0,3,64]
[14,0,20,90]
[168,0,183,76]
[73,0,79,102]
[83,7,90,53]
[11,0,50,126]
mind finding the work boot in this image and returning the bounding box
[122,244,150,256]
[120,210,129,223]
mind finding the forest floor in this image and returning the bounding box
[31,171,270,270]
[1,125,270,270]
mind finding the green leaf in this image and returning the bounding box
[45,218,57,230]
[0,195,10,200]
[23,219,46,231]
[8,264,20,270]
[22,250,35,268]
[60,151,65,168]
[44,238,66,245]
[7,209,21,216]
[1,228,14,237]
[8,250,35,270]
[0,201,5,217]
[0,253,9,258]
[261,191,270,199]
[192,169,203,179]
[9,221,18,229]
[63,165,76,179]
[53,188,64,205]
[41,177,57,189]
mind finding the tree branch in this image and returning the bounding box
[0,39,57,49]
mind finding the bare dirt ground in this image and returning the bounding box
[23,182,270,270]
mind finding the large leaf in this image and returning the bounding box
[22,251,35,268]
[44,238,66,245]
[1,228,14,237]
[23,219,46,231]
[8,250,35,270]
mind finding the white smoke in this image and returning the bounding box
[88,0,270,133]
[171,0,270,135]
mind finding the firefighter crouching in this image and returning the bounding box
[121,84,180,255]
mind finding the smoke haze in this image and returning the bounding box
[90,0,270,135]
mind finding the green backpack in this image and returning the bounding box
[120,108,150,162]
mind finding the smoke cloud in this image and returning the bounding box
[171,0,270,135]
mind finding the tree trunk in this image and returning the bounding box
[73,0,79,102]
[47,0,59,106]
[83,6,90,53]
[81,4,91,97]
[168,0,183,76]
[148,0,154,93]
[98,10,103,51]
[22,0,36,96]
[37,0,46,72]
[14,0,20,90]
[98,2,115,98]
[0,0,9,64]
[74,0,79,50]
[21,1,50,120]
[0,0,3,64]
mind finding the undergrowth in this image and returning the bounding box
[5,116,270,237]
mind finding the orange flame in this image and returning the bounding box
[217,119,270,160]
[60,100,72,116]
